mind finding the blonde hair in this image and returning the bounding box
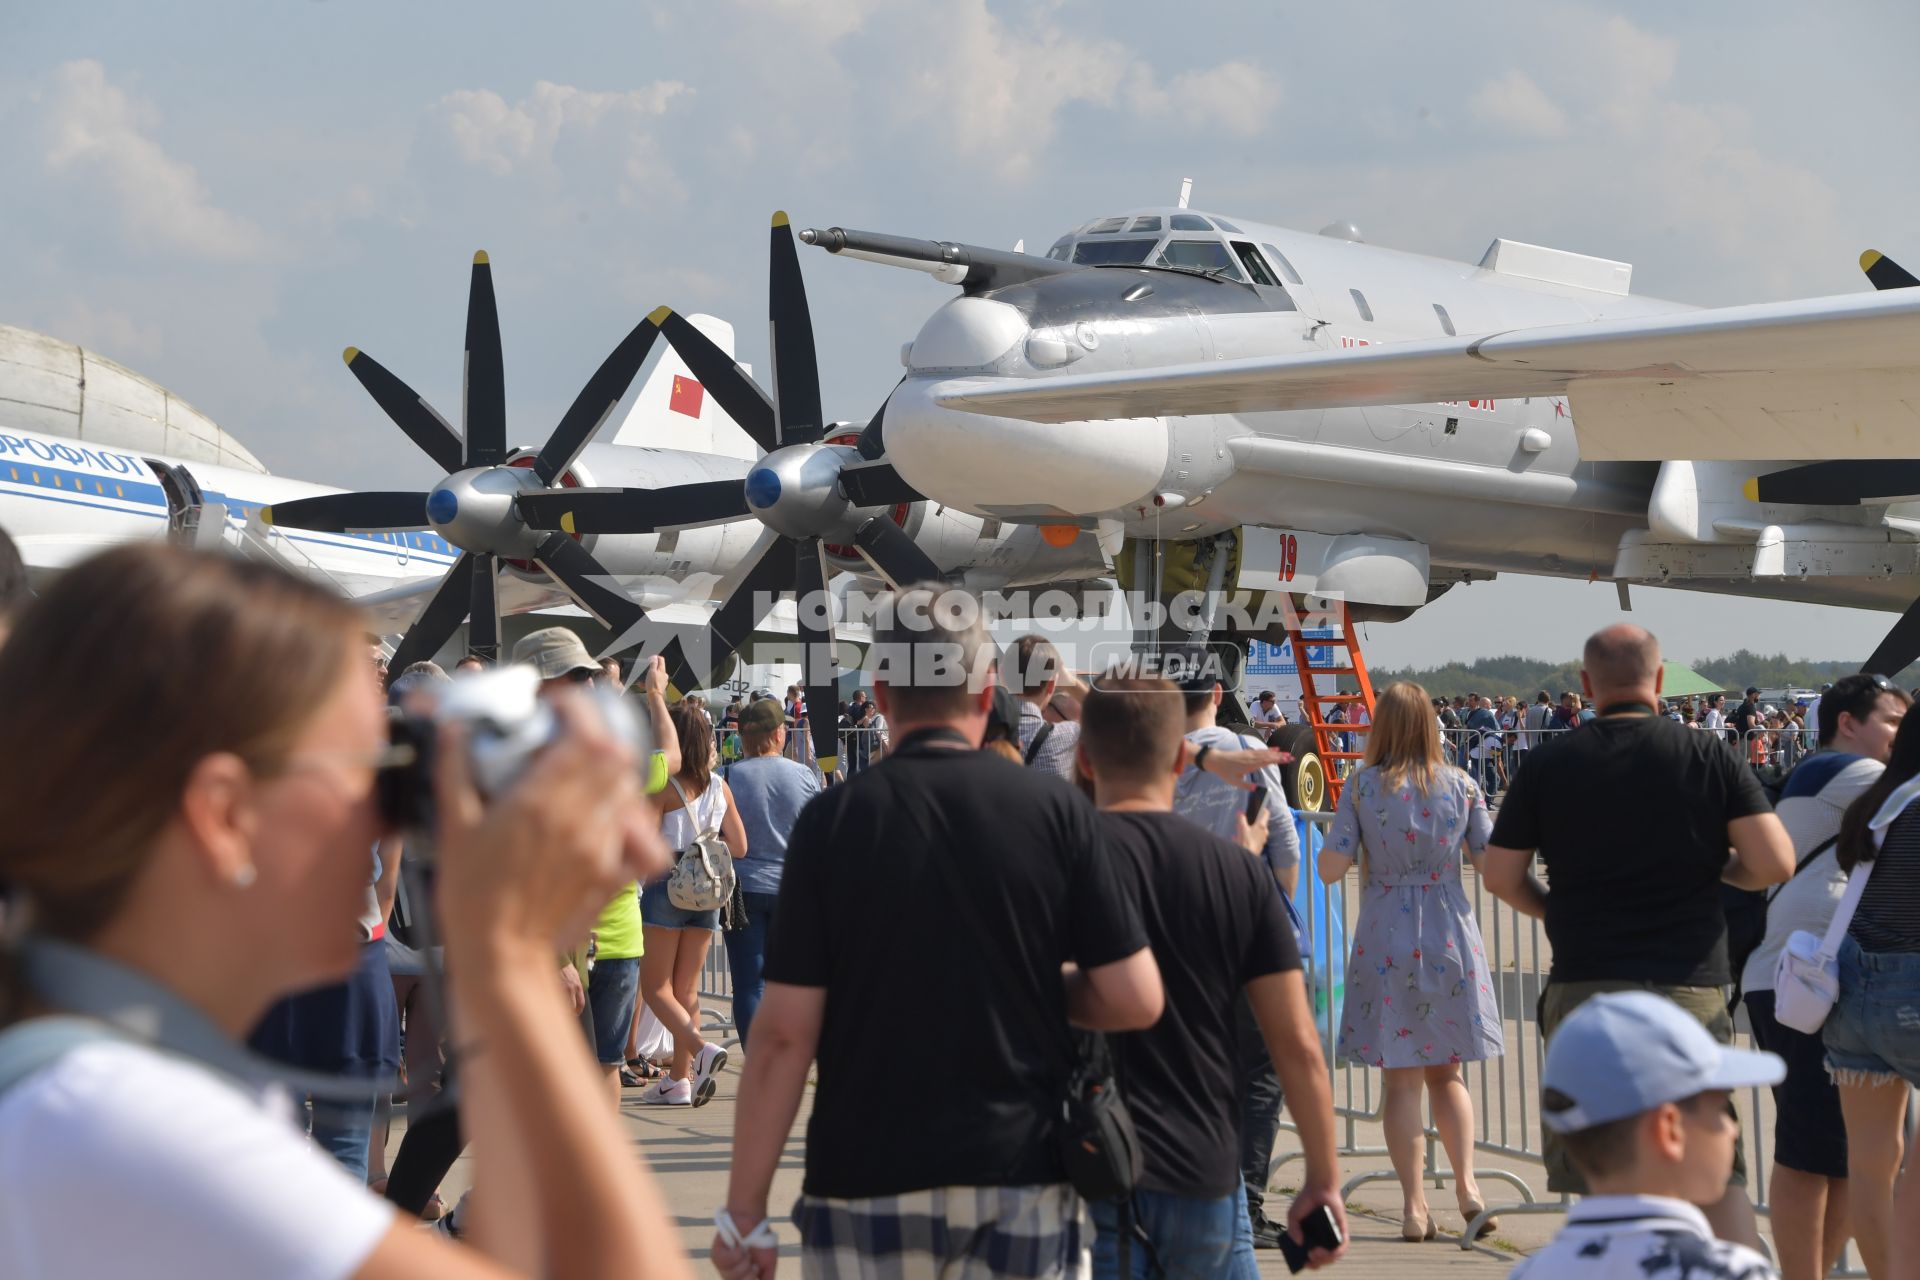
[1361,681,1447,795]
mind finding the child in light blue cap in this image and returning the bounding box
[1510,990,1785,1279]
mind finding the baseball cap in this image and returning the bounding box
[1541,991,1782,1133]
[1746,686,1762,695]
[511,626,599,680]
[738,697,786,734]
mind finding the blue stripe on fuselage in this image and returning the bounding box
[0,459,459,565]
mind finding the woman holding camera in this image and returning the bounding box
[0,546,691,1279]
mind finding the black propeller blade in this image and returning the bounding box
[839,462,923,508]
[263,491,429,533]
[650,308,778,454]
[390,552,487,674]
[691,532,801,690]
[533,316,663,484]
[342,348,464,475]
[853,515,941,587]
[1749,461,1920,506]
[1866,596,1920,678]
[793,537,841,771]
[1863,249,1920,292]
[516,481,752,536]
[769,211,824,447]
[467,555,501,664]
[855,380,905,461]
[463,251,507,468]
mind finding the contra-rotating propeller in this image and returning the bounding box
[262,252,669,675]
[514,214,941,771]
[1742,248,1920,673]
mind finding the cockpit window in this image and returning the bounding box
[1127,215,1163,233]
[1156,239,1245,281]
[1072,238,1159,266]
[1046,238,1072,261]
[1261,243,1304,285]
[1212,217,1244,233]
[1169,213,1213,231]
[1230,242,1279,287]
[1085,216,1129,234]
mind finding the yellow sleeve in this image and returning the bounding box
[646,749,670,795]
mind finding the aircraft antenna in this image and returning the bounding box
[1177,177,1193,209]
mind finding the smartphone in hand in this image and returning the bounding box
[1277,1205,1344,1273]
[1245,785,1268,824]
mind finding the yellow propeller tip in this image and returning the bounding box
[559,512,576,535]
[1862,249,1884,271]
[647,305,673,326]
[771,210,791,228]
[819,755,838,774]
[260,506,275,526]
[473,249,489,265]
[342,346,360,365]
[1742,477,1760,503]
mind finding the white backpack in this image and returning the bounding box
[665,777,735,912]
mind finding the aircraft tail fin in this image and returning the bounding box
[609,314,761,460]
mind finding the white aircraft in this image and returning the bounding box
[784,201,1920,677]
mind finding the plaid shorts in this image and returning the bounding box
[793,1184,1091,1280]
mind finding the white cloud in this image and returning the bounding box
[1469,70,1568,139]
[879,0,1282,181]
[432,79,691,181]
[38,60,274,263]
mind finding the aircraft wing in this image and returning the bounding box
[931,286,1920,461]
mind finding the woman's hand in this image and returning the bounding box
[435,693,654,964]
[1203,745,1291,790]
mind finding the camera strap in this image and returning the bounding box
[6,935,405,1112]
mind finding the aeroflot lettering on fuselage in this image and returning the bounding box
[0,433,143,474]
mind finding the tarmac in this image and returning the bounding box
[399,1048,1591,1277]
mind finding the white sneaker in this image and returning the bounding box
[636,1076,692,1106]
[692,1042,729,1108]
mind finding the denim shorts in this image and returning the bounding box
[639,880,719,931]
[1824,935,1920,1086]
[586,956,639,1065]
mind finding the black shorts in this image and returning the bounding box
[1746,989,1849,1179]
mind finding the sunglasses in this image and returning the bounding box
[563,667,596,684]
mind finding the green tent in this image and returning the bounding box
[1661,660,1726,698]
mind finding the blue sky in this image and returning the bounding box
[5,0,1918,667]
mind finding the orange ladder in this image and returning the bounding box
[1282,609,1378,809]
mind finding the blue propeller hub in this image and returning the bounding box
[426,487,460,526]
[745,466,782,510]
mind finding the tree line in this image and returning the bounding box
[1365,649,1881,701]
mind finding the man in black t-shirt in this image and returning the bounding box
[1077,677,1346,1276]
[712,586,1162,1280]
[1484,623,1792,1248]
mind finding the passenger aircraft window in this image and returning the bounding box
[1127,216,1163,233]
[1212,218,1244,233]
[1086,217,1128,234]
[1349,288,1374,321]
[1433,303,1456,336]
[1230,242,1279,287]
[1072,238,1159,265]
[1157,239,1246,280]
[1169,213,1213,231]
[1261,243,1304,285]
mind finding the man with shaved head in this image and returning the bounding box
[1482,623,1793,1251]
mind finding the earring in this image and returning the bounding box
[231,864,257,889]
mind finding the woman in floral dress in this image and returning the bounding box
[1320,681,1504,1242]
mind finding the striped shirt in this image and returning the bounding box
[1017,701,1080,782]
[1853,800,1920,954]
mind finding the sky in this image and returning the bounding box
[4,0,1918,669]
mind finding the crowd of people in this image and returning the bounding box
[7,535,1920,1279]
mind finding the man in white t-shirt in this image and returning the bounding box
[1740,673,1908,1280]
[1249,690,1284,739]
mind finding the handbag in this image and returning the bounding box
[887,767,1141,1202]
[665,777,737,912]
[1769,780,1920,1033]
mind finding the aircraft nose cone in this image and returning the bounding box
[745,467,782,511]
[426,487,459,527]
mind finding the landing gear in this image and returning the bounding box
[1271,722,1327,814]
